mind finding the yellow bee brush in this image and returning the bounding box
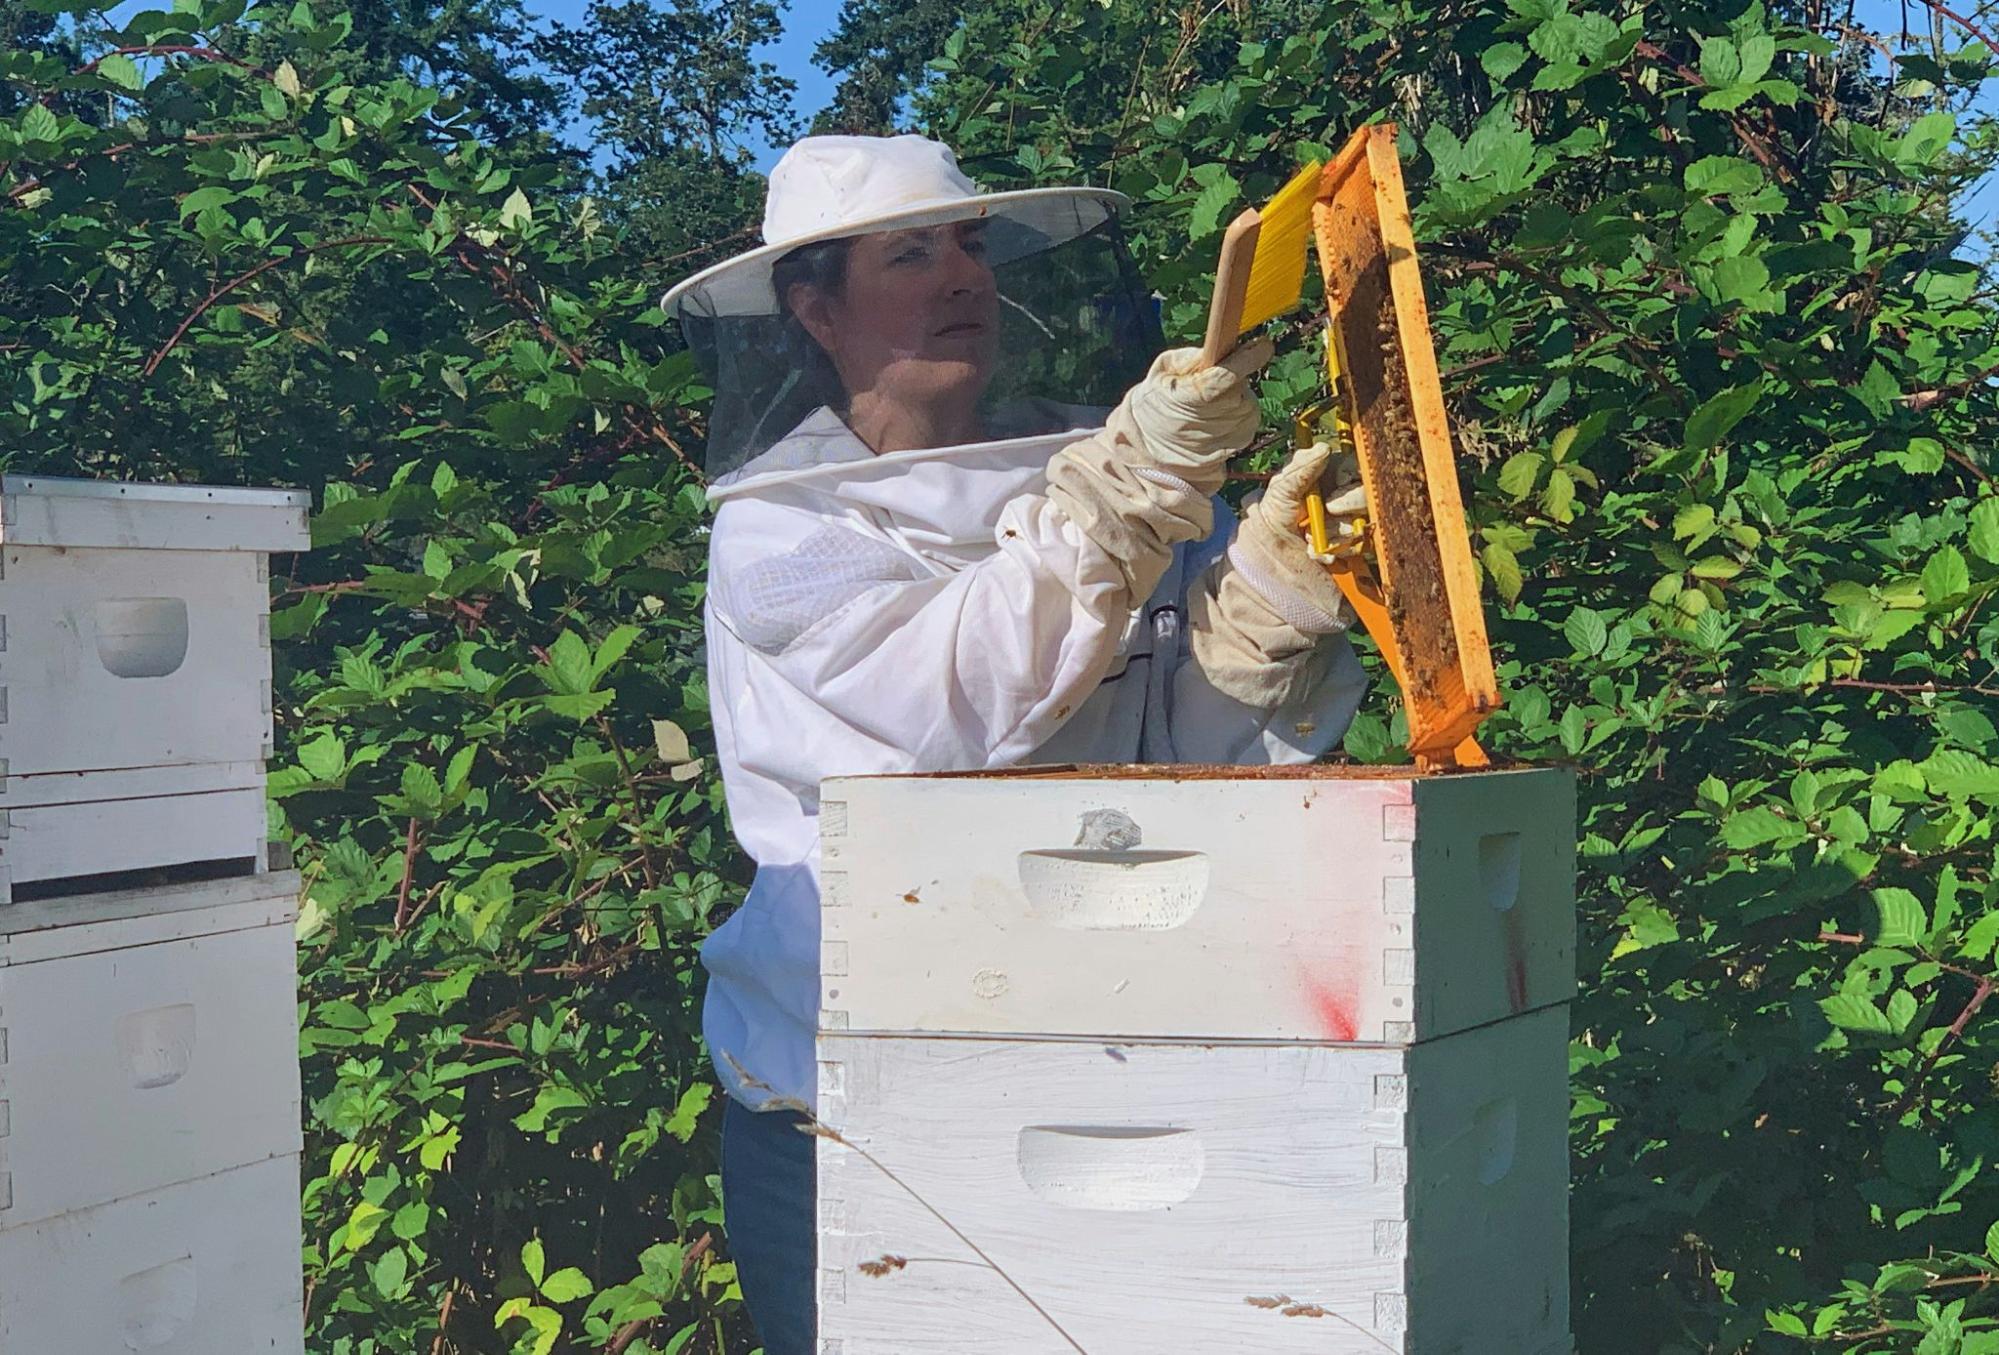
[1199,159,1325,364]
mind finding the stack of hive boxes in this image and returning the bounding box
[815,765,1576,1354]
[0,475,310,1352]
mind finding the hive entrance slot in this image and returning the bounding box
[8,855,259,905]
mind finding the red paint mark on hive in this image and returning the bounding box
[1304,982,1359,1041]
[1294,950,1364,1041]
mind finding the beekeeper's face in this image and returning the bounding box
[787,220,1000,421]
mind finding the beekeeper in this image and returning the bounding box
[661,133,1366,1354]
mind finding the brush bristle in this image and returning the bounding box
[1239,160,1324,333]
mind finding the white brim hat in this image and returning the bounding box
[661,135,1130,319]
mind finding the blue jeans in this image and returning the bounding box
[722,1097,817,1355]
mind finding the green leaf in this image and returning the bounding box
[1889,437,1945,473]
[1986,1219,1999,1262]
[1188,171,1241,238]
[1969,498,1999,563]
[547,631,594,695]
[344,1201,390,1251]
[591,624,642,682]
[1864,610,1925,649]
[1530,11,1617,64]
[1497,451,1543,499]
[18,103,60,144]
[1558,704,1588,754]
[391,1201,431,1241]
[1918,749,1999,799]
[1921,546,1970,605]
[1897,109,1955,166]
[1482,42,1528,81]
[665,1082,713,1142]
[1540,467,1576,522]
[539,1268,594,1303]
[1673,504,1716,541]
[1564,607,1608,657]
[1684,383,1761,451]
[500,187,533,229]
[522,1238,546,1288]
[1481,542,1524,603]
[1693,609,1729,653]
[372,1247,409,1298]
[1713,255,1771,306]
[297,731,347,782]
[1963,910,1999,962]
[97,53,145,91]
[1872,888,1929,948]
[1699,35,1743,87]
[1886,988,1918,1034]
[1736,33,1776,83]
[1685,156,1764,197]
[399,762,444,818]
[1722,805,1803,848]
[177,186,236,220]
[1819,993,1896,1035]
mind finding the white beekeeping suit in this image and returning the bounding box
[698,419,1366,1110]
[664,133,1369,1113]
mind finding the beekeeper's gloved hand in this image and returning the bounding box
[1189,440,1362,709]
[1046,339,1273,600]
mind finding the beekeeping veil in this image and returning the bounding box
[661,134,1161,497]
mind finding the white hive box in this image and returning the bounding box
[0,475,310,896]
[0,871,303,1228]
[816,1007,1571,1355]
[0,1153,305,1354]
[819,766,1574,1044]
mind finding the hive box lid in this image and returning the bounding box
[0,475,310,552]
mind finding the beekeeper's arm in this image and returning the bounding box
[1171,441,1370,763]
[707,345,1268,782]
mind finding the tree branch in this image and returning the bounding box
[141,235,392,377]
[1902,0,1999,53]
[393,817,424,932]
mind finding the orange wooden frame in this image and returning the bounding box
[1312,125,1500,769]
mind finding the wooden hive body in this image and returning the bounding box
[816,766,1576,1354]
[0,475,308,898]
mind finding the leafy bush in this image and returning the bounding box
[913,1,1999,1348]
[6,0,1999,1349]
[3,6,744,1349]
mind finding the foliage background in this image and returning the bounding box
[5,0,1999,1348]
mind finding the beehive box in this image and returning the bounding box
[0,762,272,902]
[818,766,1574,1044]
[0,871,302,1228]
[0,1153,304,1354]
[816,1006,1571,1354]
[0,475,309,893]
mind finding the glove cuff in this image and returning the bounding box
[1227,538,1350,636]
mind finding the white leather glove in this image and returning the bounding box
[1188,441,1361,709]
[1237,440,1364,616]
[1045,340,1273,599]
